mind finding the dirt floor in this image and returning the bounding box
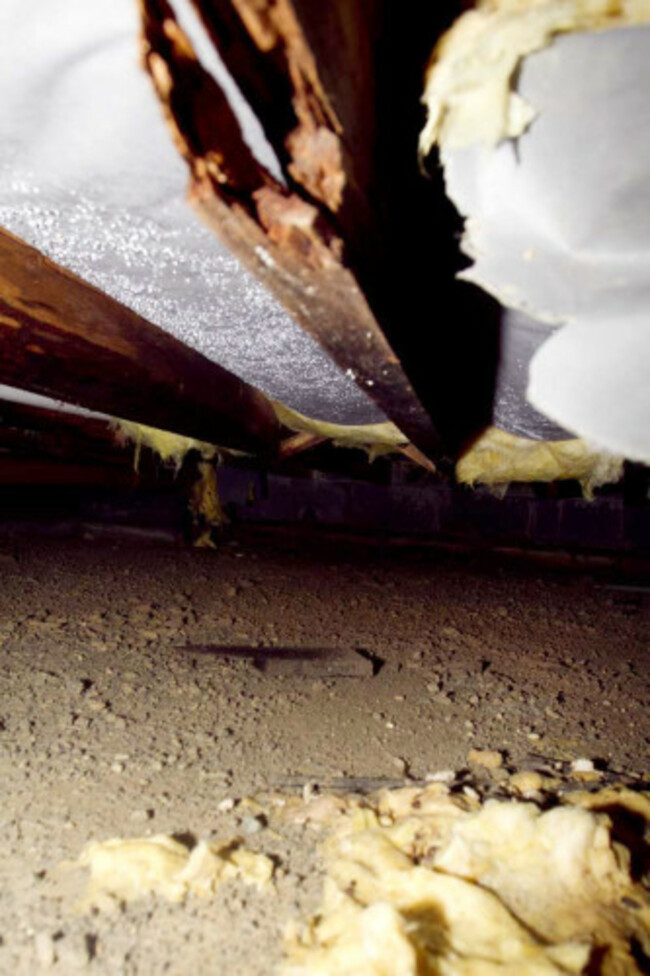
[0,535,648,974]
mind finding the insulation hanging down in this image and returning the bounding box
[112,412,623,496]
[419,0,650,463]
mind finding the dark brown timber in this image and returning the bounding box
[0,228,280,454]
[140,0,442,461]
[0,399,129,466]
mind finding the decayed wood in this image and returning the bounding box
[0,228,280,454]
[188,0,370,224]
[140,0,442,461]
[184,0,500,461]
[190,0,385,289]
[274,0,499,458]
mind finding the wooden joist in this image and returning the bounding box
[0,456,135,488]
[0,399,126,466]
[140,0,443,462]
[0,228,281,455]
[278,431,328,460]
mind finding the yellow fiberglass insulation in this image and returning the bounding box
[419,0,650,153]
[113,413,623,496]
[112,419,227,538]
[112,418,219,472]
[71,835,274,911]
[271,401,409,461]
[457,426,623,497]
[190,459,228,546]
[281,784,650,976]
[115,407,408,463]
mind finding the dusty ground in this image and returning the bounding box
[0,535,647,974]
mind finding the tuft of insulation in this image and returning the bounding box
[281,784,650,975]
[62,775,650,973]
[112,418,219,472]
[419,0,650,153]
[457,427,623,498]
[272,401,409,459]
[112,418,227,538]
[114,411,625,493]
[71,834,274,911]
[190,460,228,546]
[116,407,409,463]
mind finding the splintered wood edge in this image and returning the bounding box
[139,0,441,463]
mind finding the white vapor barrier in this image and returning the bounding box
[441,25,650,460]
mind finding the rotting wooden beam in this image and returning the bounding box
[0,228,281,454]
[140,0,442,462]
[186,0,382,260]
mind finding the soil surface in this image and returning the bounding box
[0,536,648,974]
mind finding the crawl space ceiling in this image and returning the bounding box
[0,0,649,463]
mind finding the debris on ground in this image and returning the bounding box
[71,835,274,911]
[1,542,646,974]
[279,779,650,975]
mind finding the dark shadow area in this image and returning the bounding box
[176,645,377,678]
[584,946,610,976]
[593,805,650,883]
[402,901,450,976]
[291,0,501,462]
[354,647,387,676]
[170,831,198,850]
[630,936,650,975]
[374,2,502,460]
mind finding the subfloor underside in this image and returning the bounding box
[0,537,648,973]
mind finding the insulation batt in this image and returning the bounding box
[281,785,650,975]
